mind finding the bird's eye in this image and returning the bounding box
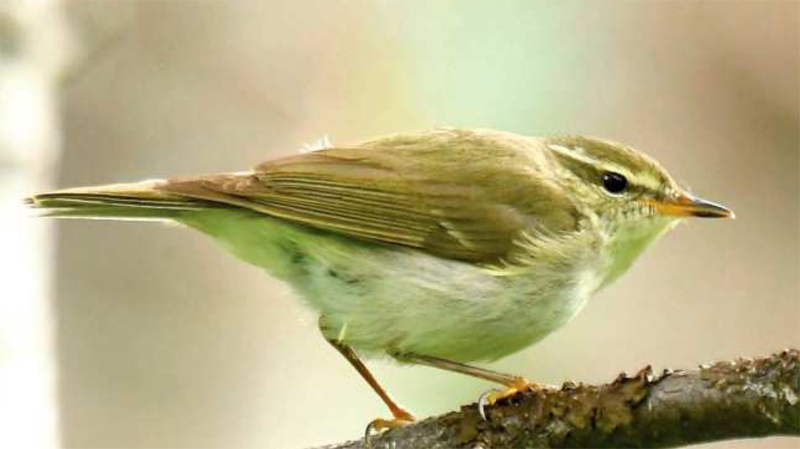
[602,172,628,194]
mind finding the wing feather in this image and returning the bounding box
[157,129,576,262]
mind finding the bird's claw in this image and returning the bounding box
[478,388,502,421]
[477,377,538,421]
[364,411,416,446]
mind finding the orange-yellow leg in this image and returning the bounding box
[395,353,542,420]
[324,338,416,438]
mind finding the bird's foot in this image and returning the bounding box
[478,377,543,420]
[364,408,416,443]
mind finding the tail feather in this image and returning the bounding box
[25,180,217,220]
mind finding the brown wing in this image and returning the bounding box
[158,129,577,263]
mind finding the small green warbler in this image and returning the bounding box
[27,128,733,434]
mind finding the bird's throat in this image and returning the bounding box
[598,218,678,291]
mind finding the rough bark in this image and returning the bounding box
[314,349,800,449]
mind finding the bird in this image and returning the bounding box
[26,128,733,435]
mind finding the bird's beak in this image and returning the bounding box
[647,191,735,219]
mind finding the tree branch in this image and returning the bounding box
[313,349,800,449]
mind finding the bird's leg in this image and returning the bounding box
[324,337,416,436]
[394,353,543,419]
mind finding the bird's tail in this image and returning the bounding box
[25,180,215,221]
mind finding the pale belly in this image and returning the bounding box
[306,248,597,363]
[182,209,599,363]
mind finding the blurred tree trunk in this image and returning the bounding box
[0,0,76,447]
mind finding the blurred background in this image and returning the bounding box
[1,1,797,448]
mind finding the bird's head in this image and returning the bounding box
[544,136,733,286]
[545,136,733,228]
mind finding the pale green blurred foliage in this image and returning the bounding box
[47,1,798,448]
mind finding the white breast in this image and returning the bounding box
[300,243,603,363]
